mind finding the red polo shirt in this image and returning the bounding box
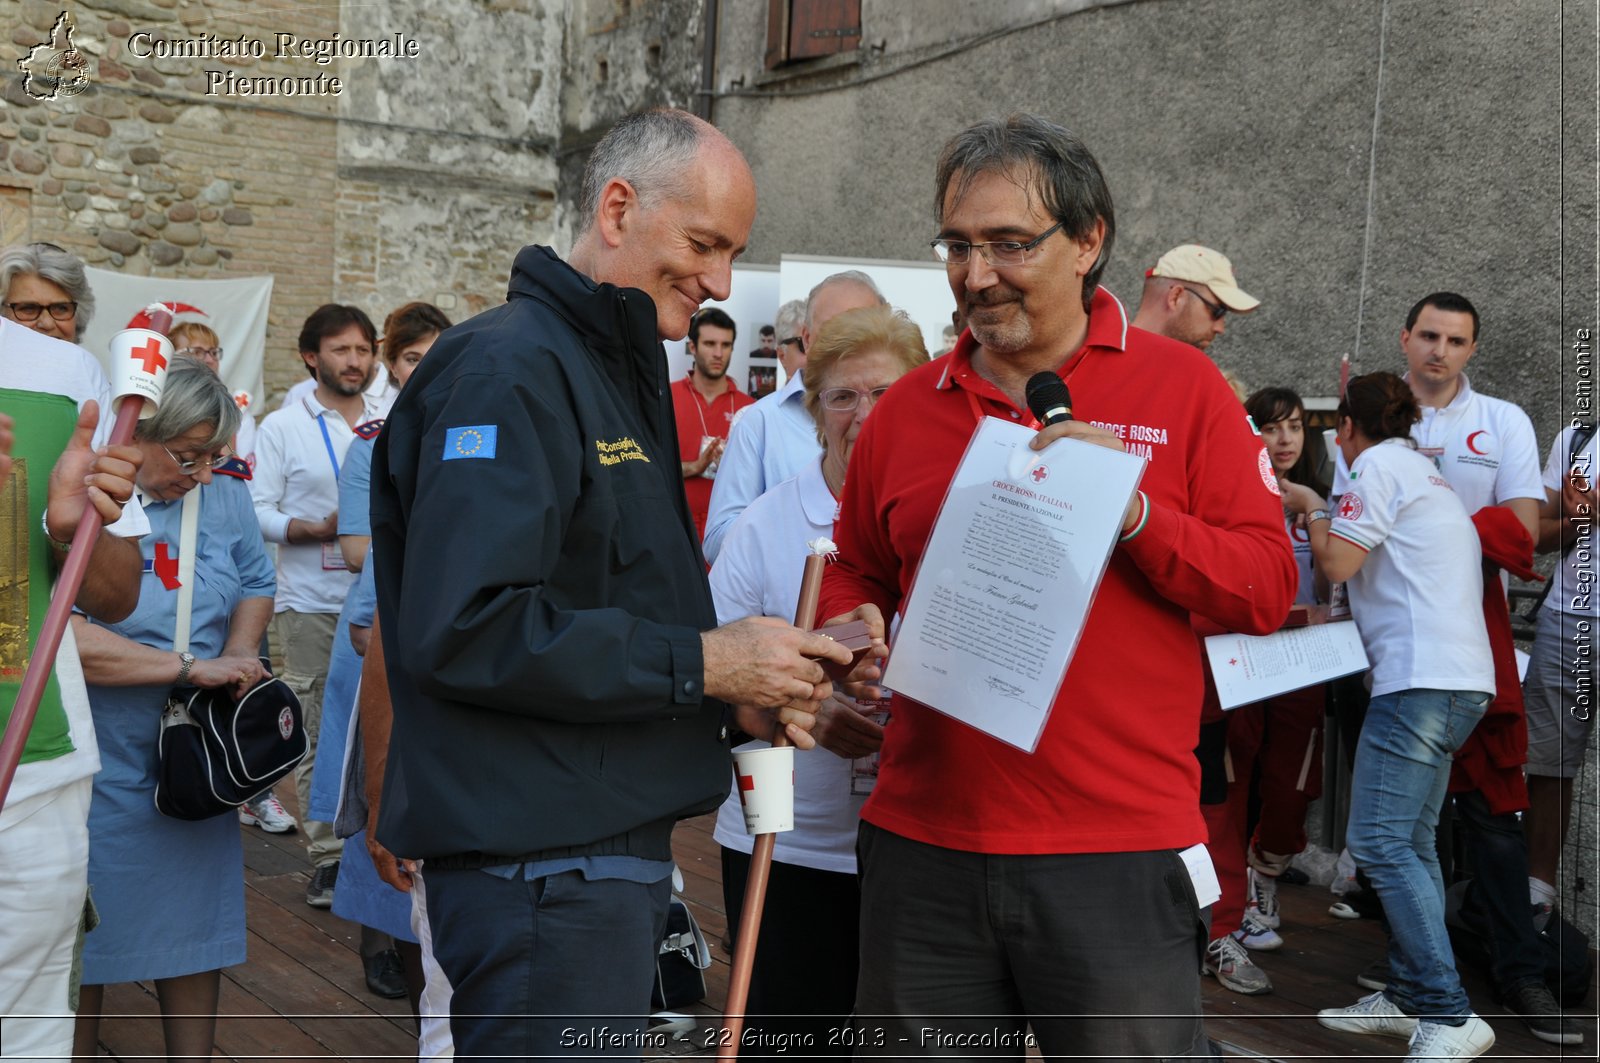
[818,286,1296,855]
[672,374,754,540]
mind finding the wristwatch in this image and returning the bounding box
[1307,509,1331,524]
[176,651,196,685]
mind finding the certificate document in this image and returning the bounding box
[1204,621,1369,710]
[883,416,1144,752]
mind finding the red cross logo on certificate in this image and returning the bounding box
[1229,658,1239,666]
[1030,464,1049,484]
[130,337,167,375]
[736,771,755,806]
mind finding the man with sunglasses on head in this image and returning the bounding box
[1131,244,1260,353]
[817,114,1295,1058]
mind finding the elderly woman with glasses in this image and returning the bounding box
[167,318,260,474]
[708,304,926,1059]
[0,241,94,344]
[68,357,277,1061]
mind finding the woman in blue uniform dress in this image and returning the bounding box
[70,359,276,1061]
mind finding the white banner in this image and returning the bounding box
[80,268,274,418]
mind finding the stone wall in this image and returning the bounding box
[1,0,562,402]
[553,0,708,245]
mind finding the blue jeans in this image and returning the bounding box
[1347,688,1491,1021]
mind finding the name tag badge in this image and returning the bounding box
[321,540,348,572]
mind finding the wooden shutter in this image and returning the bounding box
[768,0,860,69]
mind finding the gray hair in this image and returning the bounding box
[135,355,240,450]
[577,109,706,230]
[805,271,887,333]
[774,299,806,343]
[935,113,1116,312]
[0,242,95,328]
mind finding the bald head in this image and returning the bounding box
[569,109,756,341]
[576,110,748,237]
[801,271,888,360]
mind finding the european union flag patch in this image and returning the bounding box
[443,425,497,461]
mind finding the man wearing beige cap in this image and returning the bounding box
[1132,243,1259,352]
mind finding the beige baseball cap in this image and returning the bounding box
[1147,244,1260,312]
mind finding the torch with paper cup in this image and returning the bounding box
[0,305,175,812]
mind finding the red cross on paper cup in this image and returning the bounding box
[108,327,175,416]
[730,745,795,835]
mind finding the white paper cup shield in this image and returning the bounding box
[108,328,173,417]
[731,746,795,835]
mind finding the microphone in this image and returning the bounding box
[1025,372,1073,426]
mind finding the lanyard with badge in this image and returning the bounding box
[305,400,348,571]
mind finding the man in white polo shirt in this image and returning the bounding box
[702,271,885,563]
[251,304,381,907]
[1333,292,1568,1042]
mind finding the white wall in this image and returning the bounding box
[663,264,780,394]
[777,254,955,384]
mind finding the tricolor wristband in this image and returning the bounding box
[1119,491,1150,543]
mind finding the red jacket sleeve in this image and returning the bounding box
[1120,369,1297,635]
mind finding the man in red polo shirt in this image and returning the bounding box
[819,113,1295,1058]
[673,307,753,540]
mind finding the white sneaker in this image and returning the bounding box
[239,792,297,833]
[1248,867,1281,929]
[1233,910,1284,951]
[1318,991,1419,1040]
[1405,1015,1495,1060]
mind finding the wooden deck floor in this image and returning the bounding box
[87,784,1594,1060]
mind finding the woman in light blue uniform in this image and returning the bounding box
[308,301,449,1011]
[70,359,275,1060]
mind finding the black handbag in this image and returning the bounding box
[152,486,308,820]
[156,670,308,820]
[651,893,712,1012]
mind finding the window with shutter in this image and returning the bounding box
[765,0,861,70]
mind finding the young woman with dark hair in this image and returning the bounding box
[1280,371,1497,1059]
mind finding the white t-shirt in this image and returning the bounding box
[1332,374,1544,515]
[708,458,862,875]
[251,391,382,613]
[1329,438,1495,698]
[1541,425,1600,618]
[1,319,150,802]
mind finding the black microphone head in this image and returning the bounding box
[1025,372,1073,424]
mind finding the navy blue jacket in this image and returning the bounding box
[371,245,729,862]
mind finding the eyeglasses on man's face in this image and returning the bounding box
[1182,286,1228,321]
[3,300,77,323]
[930,221,1064,268]
[175,346,223,362]
[161,444,230,474]
[820,386,891,412]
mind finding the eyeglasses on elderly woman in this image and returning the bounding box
[3,300,77,323]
